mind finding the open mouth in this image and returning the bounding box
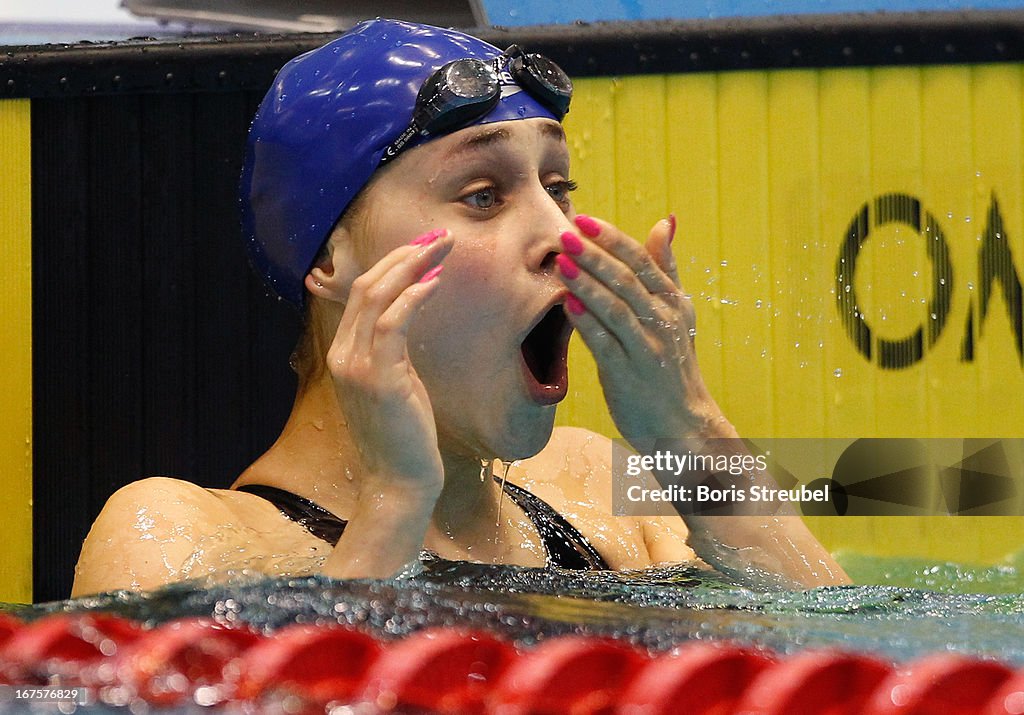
[520,304,573,405]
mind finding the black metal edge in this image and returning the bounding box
[2,10,1024,98]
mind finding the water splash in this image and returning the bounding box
[15,557,1024,665]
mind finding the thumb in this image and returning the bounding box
[646,213,679,287]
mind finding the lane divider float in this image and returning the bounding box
[0,612,1019,714]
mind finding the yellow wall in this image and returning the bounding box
[0,99,33,603]
[560,66,1024,565]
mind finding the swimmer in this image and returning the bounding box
[72,19,849,596]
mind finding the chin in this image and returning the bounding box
[494,403,558,461]
[441,403,556,464]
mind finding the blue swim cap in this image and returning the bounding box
[239,18,560,307]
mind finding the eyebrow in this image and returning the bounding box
[442,121,567,161]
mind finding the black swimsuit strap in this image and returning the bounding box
[236,484,346,546]
[495,479,609,571]
[236,480,609,571]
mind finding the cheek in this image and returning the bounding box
[408,245,509,358]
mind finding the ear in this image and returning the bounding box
[304,224,361,303]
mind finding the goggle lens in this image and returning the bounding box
[511,51,572,118]
[446,60,498,99]
[381,45,571,164]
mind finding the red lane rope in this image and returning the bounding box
[0,612,1020,714]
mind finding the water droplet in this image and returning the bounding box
[833,368,843,377]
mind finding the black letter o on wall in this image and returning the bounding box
[835,194,953,369]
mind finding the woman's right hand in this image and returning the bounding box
[327,229,453,499]
[320,229,453,580]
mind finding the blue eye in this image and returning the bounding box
[546,179,578,205]
[466,188,496,209]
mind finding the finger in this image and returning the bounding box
[369,266,445,363]
[562,294,628,364]
[557,254,653,360]
[344,232,453,350]
[559,228,669,324]
[338,228,450,337]
[645,214,680,288]
[561,229,655,319]
[573,214,677,297]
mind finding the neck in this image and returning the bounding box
[237,371,502,535]
[433,452,503,535]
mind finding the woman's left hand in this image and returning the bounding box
[556,213,730,445]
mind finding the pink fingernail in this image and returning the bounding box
[565,294,586,315]
[574,214,601,238]
[668,213,677,244]
[560,231,584,256]
[419,265,444,283]
[555,254,580,280]
[410,228,446,246]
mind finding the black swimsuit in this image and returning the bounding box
[237,480,610,571]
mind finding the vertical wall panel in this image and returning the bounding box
[140,94,196,476]
[767,70,825,438]
[561,77,619,436]
[921,66,975,437]
[716,72,774,436]
[870,68,929,437]
[0,100,33,605]
[819,69,876,437]
[33,97,94,602]
[972,65,1024,427]
[666,74,725,402]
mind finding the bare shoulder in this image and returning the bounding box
[72,477,323,597]
[71,478,230,597]
[519,427,703,568]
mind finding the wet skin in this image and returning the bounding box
[71,118,850,596]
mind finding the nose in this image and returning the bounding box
[521,185,575,275]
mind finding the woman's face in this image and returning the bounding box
[350,117,577,461]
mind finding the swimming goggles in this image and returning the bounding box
[380,45,572,164]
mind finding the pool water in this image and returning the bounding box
[8,552,1024,666]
